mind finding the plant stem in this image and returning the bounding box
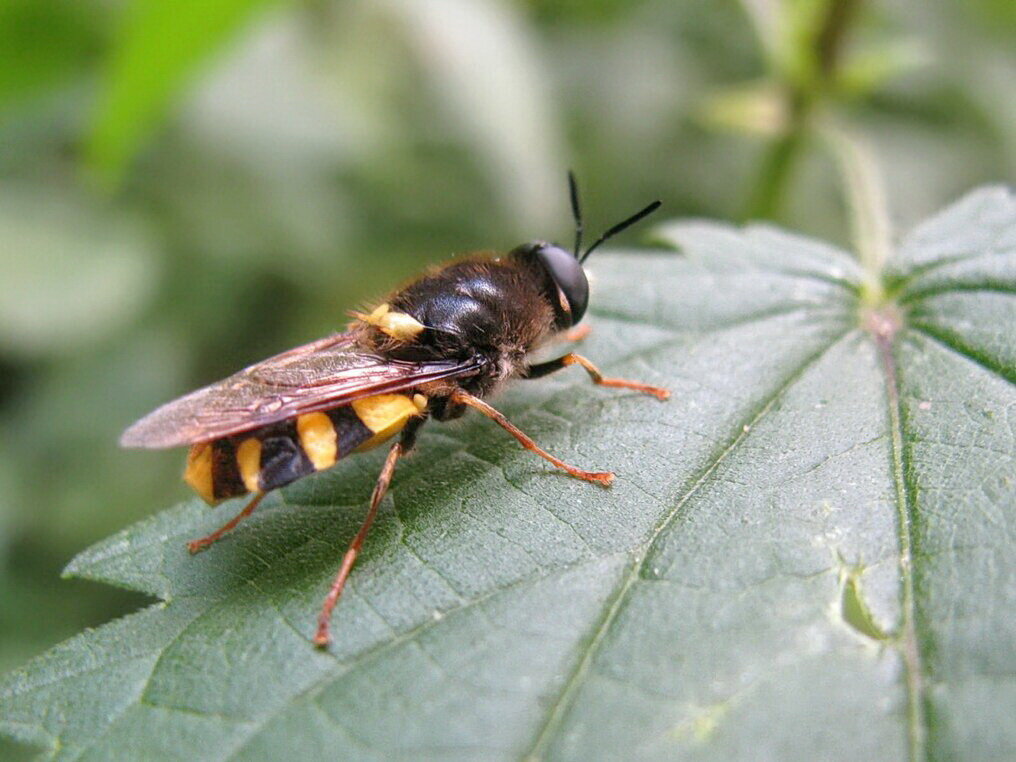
[741,0,863,222]
[743,120,806,221]
[824,122,891,303]
[816,0,861,77]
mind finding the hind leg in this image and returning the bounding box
[187,492,266,554]
[314,417,424,647]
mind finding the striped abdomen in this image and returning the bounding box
[184,393,426,504]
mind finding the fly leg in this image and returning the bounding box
[187,492,266,554]
[524,353,670,400]
[450,389,614,486]
[314,418,423,647]
[562,324,591,343]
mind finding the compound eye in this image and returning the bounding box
[534,244,589,327]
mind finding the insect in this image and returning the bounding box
[121,174,668,647]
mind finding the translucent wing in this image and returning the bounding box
[120,333,482,448]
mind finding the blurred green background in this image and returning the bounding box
[0,0,1013,682]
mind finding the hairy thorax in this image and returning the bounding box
[353,257,557,396]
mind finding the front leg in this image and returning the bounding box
[561,323,591,343]
[524,353,670,400]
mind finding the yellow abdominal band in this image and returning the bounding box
[184,442,216,504]
[352,393,427,451]
[297,412,338,470]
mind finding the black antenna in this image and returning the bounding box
[567,170,583,258]
[580,199,662,263]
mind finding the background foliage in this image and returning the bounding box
[0,0,1013,758]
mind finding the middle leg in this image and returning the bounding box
[450,389,614,486]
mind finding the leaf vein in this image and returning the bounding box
[907,323,1016,386]
[522,328,853,759]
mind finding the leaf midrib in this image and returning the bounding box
[874,320,929,762]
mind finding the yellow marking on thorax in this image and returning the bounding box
[297,412,338,470]
[236,438,262,493]
[184,442,217,504]
[353,303,425,341]
[352,393,425,451]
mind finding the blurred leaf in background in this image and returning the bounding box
[0,1,1013,756]
[87,0,288,181]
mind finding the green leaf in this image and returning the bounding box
[0,0,105,110]
[2,187,1014,760]
[87,0,284,180]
